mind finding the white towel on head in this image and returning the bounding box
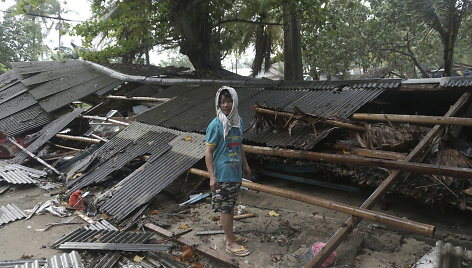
[215,86,240,140]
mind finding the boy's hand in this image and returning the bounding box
[243,166,252,180]
[210,176,219,192]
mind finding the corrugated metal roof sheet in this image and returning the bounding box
[11,61,123,113]
[161,87,262,133]
[38,76,122,112]
[0,104,51,136]
[51,228,153,249]
[12,251,84,268]
[124,83,164,97]
[0,203,27,225]
[98,123,205,220]
[13,108,83,164]
[85,219,118,231]
[276,79,401,90]
[135,85,218,126]
[68,131,174,193]
[0,165,39,184]
[243,88,384,149]
[440,77,472,88]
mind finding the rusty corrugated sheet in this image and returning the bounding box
[0,203,27,225]
[13,108,83,164]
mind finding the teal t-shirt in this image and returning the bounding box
[206,117,243,183]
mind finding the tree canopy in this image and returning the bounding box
[5,0,472,78]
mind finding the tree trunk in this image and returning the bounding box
[252,24,265,76]
[170,0,221,70]
[283,1,303,80]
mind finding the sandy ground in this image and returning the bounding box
[1,177,472,267]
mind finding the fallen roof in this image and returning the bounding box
[66,122,205,220]
[13,108,84,164]
[0,61,124,136]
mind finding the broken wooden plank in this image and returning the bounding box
[305,92,471,268]
[352,113,472,127]
[243,144,472,179]
[189,168,435,236]
[144,223,255,268]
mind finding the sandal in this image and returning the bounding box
[224,236,248,243]
[226,246,250,257]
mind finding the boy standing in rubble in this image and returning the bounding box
[205,86,252,257]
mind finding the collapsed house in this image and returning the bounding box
[0,60,471,267]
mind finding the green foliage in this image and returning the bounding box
[0,9,44,70]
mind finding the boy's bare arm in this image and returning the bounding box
[241,147,252,180]
[205,144,218,192]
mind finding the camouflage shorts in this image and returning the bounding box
[211,182,241,214]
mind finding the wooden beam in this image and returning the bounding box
[243,144,472,179]
[189,168,435,237]
[352,113,472,127]
[144,223,255,268]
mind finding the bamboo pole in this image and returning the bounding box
[306,92,471,267]
[8,137,62,176]
[55,134,102,144]
[328,143,407,161]
[233,213,256,220]
[104,95,172,102]
[352,113,472,127]
[188,168,435,237]
[80,115,130,126]
[252,106,366,131]
[49,143,84,152]
[242,145,472,179]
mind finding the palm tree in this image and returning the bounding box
[413,0,472,77]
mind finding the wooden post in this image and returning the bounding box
[352,113,472,127]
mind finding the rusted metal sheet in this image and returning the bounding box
[13,108,83,164]
[0,203,27,225]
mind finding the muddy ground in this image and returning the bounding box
[1,175,471,267]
